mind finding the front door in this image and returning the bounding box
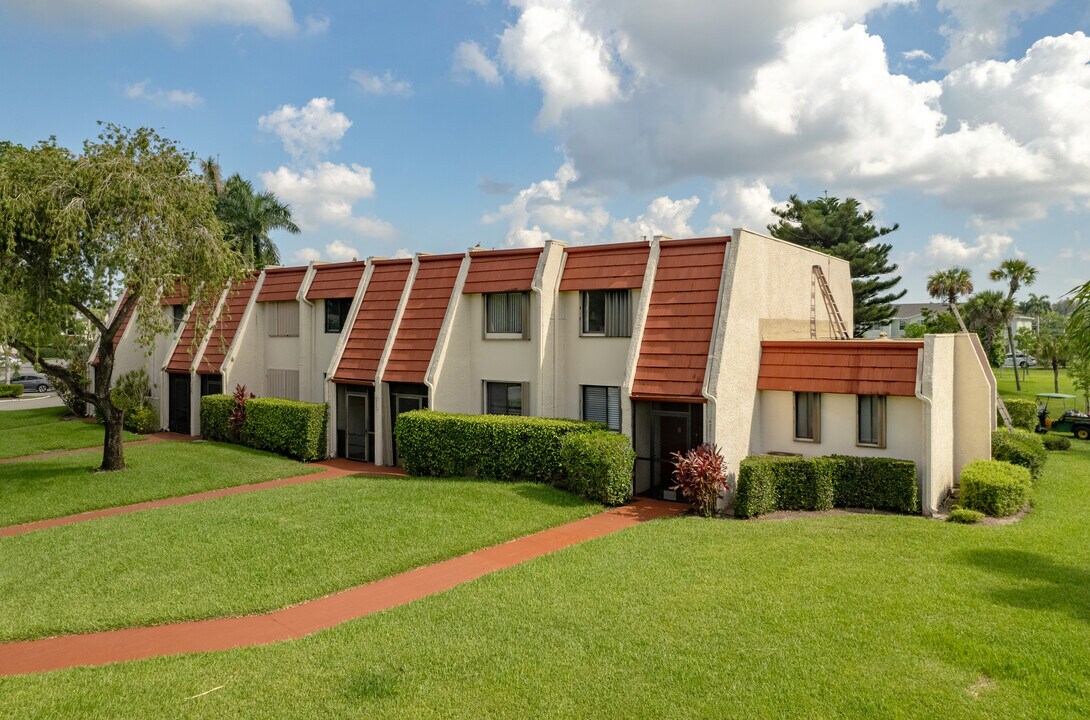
[653,411,691,500]
[345,392,372,462]
[389,385,429,466]
[168,373,191,435]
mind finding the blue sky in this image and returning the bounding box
[1,0,1088,303]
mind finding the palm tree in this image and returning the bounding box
[216,174,300,269]
[1034,330,1068,394]
[963,290,1015,365]
[199,156,225,198]
[926,267,974,308]
[990,259,1038,391]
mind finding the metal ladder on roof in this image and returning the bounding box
[811,265,851,340]
[949,303,1013,431]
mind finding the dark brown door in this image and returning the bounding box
[168,374,190,435]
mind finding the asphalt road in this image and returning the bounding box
[2,362,66,411]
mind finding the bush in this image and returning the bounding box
[734,456,781,519]
[992,429,1047,480]
[241,398,328,462]
[560,431,634,506]
[1003,398,1038,432]
[947,507,984,524]
[960,459,1031,517]
[831,456,919,513]
[199,394,234,442]
[670,443,730,517]
[112,368,152,414]
[0,383,24,398]
[1043,435,1071,451]
[395,411,603,484]
[124,405,159,434]
[774,457,835,512]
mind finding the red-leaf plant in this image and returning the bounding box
[229,384,255,440]
[670,442,730,518]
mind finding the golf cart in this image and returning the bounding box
[1035,393,1090,440]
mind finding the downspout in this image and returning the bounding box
[913,345,935,515]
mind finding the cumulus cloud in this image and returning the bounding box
[925,232,1019,265]
[937,0,1057,68]
[350,69,413,97]
[124,80,202,107]
[260,162,394,238]
[612,196,700,242]
[290,247,321,263]
[289,242,361,263]
[453,41,502,85]
[705,180,779,234]
[258,97,352,162]
[3,0,298,37]
[902,49,934,62]
[303,15,329,36]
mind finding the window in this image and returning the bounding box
[581,290,631,337]
[582,385,621,431]
[171,304,186,331]
[485,292,527,337]
[858,395,886,447]
[794,392,820,442]
[324,298,352,333]
[267,302,299,337]
[266,369,300,400]
[200,374,222,397]
[485,381,524,416]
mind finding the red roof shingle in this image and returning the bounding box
[257,267,307,302]
[382,255,464,384]
[559,241,651,292]
[306,262,366,300]
[631,237,729,402]
[332,259,413,385]
[198,276,259,374]
[462,248,540,294]
[757,340,923,397]
[165,300,217,373]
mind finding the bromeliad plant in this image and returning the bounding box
[671,443,730,518]
[229,384,255,441]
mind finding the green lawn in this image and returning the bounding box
[2,448,1089,716]
[0,407,142,460]
[995,366,1079,403]
[0,441,318,527]
[0,476,599,642]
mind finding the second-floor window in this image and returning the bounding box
[486,292,527,337]
[267,302,299,337]
[171,304,186,331]
[325,298,352,333]
[582,290,631,337]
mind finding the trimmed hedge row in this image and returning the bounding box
[992,429,1047,479]
[394,410,605,484]
[199,395,327,462]
[560,431,634,506]
[736,454,919,518]
[1043,435,1071,451]
[1003,398,1038,433]
[960,459,1030,517]
[0,384,25,398]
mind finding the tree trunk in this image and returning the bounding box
[99,405,127,472]
[1054,361,1060,394]
[1007,324,1021,391]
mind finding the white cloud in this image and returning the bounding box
[611,196,700,243]
[260,162,394,238]
[394,248,414,259]
[4,0,298,37]
[925,232,1018,265]
[705,179,779,234]
[303,15,329,36]
[453,41,502,85]
[290,247,321,263]
[902,49,934,62]
[350,69,413,97]
[258,97,352,162]
[124,80,202,108]
[937,0,1057,68]
[325,240,360,262]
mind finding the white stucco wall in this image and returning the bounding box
[555,290,637,423]
[953,333,995,477]
[919,335,956,514]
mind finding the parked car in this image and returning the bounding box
[10,373,52,393]
[1003,351,1037,368]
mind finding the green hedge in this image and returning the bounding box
[199,394,234,442]
[947,507,984,524]
[241,398,328,462]
[560,431,634,506]
[736,454,919,518]
[0,384,24,398]
[1003,398,1038,432]
[1043,435,1071,451]
[960,459,1030,517]
[992,429,1047,479]
[394,410,604,484]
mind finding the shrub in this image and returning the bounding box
[241,398,328,462]
[831,456,919,513]
[734,456,781,518]
[395,411,603,484]
[773,457,835,512]
[947,507,984,524]
[112,368,152,413]
[991,429,1047,480]
[124,405,159,434]
[670,443,730,517]
[229,384,255,440]
[199,394,234,442]
[560,431,634,506]
[0,383,24,398]
[45,338,90,417]
[960,459,1031,517]
[1043,435,1071,451]
[1003,398,1038,432]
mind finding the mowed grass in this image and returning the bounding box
[0,407,141,459]
[0,476,599,641]
[0,441,318,527]
[995,366,1080,403]
[2,451,1089,716]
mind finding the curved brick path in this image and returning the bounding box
[0,499,684,677]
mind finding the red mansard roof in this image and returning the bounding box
[332,259,413,385]
[165,299,217,373]
[462,248,540,294]
[757,340,923,397]
[306,261,366,300]
[257,267,307,302]
[382,254,464,384]
[559,241,650,292]
[631,237,730,402]
[198,276,259,375]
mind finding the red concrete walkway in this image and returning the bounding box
[0,457,404,539]
[0,498,685,676]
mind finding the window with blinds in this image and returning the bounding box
[266,302,299,337]
[485,292,528,337]
[857,395,886,447]
[266,369,300,400]
[485,381,524,415]
[794,391,821,442]
[581,290,631,337]
[582,385,621,431]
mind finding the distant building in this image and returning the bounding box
[865,302,1035,339]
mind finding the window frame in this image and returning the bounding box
[484,292,529,340]
[324,298,352,334]
[581,385,622,432]
[857,394,887,448]
[580,289,632,337]
[484,381,527,416]
[793,391,821,443]
[170,304,186,332]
